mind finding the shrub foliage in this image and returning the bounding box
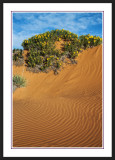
[20,29,102,74]
[13,75,26,88]
[13,49,23,61]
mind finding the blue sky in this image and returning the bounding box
[13,12,102,49]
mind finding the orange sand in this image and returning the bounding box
[13,45,102,147]
[55,40,64,50]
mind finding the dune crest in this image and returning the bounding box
[13,45,102,147]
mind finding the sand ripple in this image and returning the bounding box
[13,45,102,147]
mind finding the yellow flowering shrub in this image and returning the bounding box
[21,29,102,74]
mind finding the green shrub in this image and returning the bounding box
[13,48,23,53]
[21,29,102,74]
[13,49,23,61]
[79,34,102,49]
[13,75,26,88]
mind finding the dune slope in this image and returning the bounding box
[13,45,102,147]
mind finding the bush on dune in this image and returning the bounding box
[13,49,23,61]
[13,75,26,88]
[79,34,102,49]
[16,29,102,74]
[13,49,24,66]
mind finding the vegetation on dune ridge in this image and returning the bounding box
[13,29,102,74]
[13,49,24,66]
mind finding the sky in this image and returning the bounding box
[13,12,102,49]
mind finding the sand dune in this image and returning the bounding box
[13,45,102,147]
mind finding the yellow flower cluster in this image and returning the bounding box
[89,35,93,38]
[41,41,47,46]
[94,37,102,41]
[59,62,62,66]
[34,33,51,40]
[85,37,89,40]
[73,51,78,55]
[50,55,54,58]
[46,55,55,61]
[25,40,28,43]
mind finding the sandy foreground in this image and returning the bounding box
[13,45,102,147]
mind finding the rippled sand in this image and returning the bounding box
[13,45,102,147]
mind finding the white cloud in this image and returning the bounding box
[20,13,81,34]
[13,31,39,49]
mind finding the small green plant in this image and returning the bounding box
[13,75,26,88]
